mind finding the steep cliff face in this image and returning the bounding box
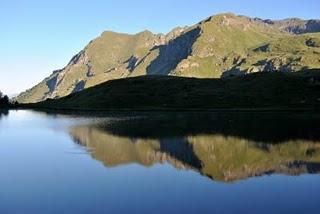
[16,13,320,103]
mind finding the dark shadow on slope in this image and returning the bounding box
[253,44,271,52]
[146,27,201,75]
[72,80,86,94]
[46,74,58,94]
[125,55,139,72]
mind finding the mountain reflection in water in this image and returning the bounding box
[69,112,320,182]
[0,109,9,119]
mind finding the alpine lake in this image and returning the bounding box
[0,109,319,213]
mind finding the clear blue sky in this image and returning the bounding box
[1,0,319,95]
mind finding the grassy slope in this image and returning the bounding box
[173,13,285,77]
[17,31,157,103]
[243,33,320,70]
[16,14,320,104]
[23,69,320,110]
[175,14,320,78]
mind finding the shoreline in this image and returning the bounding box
[14,105,320,113]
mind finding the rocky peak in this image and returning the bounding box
[153,26,189,46]
[166,27,188,40]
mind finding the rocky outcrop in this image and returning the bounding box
[255,58,293,73]
[306,37,320,47]
[222,57,294,78]
[221,67,246,78]
[86,63,95,77]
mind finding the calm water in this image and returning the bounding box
[0,110,320,214]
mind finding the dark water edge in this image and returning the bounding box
[11,108,320,141]
[17,105,320,112]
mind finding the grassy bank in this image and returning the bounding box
[21,70,320,111]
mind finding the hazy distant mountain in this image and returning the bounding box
[254,17,320,34]
[17,13,320,103]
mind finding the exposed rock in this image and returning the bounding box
[199,16,213,24]
[191,62,200,67]
[222,57,295,78]
[253,58,293,73]
[220,15,230,26]
[177,60,200,71]
[52,69,62,74]
[153,34,166,46]
[221,67,246,78]
[86,63,95,77]
[166,27,188,41]
[67,50,86,66]
[178,61,190,70]
[233,56,246,66]
[262,58,292,73]
[306,37,320,48]
[247,67,262,73]
[105,67,118,73]
[198,47,215,58]
[153,27,188,47]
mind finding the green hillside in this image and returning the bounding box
[17,30,160,102]
[22,69,320,110]
[16,13,320,103]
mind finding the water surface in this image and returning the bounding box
[0,110,319,213]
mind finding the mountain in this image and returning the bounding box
[16,13,320,103]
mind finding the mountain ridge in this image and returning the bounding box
[16,13,320,103]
